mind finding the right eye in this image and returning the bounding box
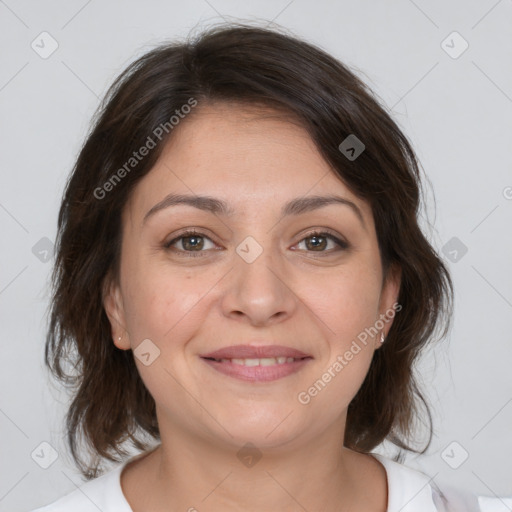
[164,229,218,257]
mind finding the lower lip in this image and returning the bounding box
[201,357,312,382]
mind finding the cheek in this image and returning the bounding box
[299,263,381,403]
[311,266,382,346]
[300,278,379,415]
[119,264,209,404]
[120,255,217,357]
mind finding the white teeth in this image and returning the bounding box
[221,357,299,366]
[241,358,259,366]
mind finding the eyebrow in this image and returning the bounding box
[143,193,366,229]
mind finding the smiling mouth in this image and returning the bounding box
[200,355,313,382]
[202,356,312,366]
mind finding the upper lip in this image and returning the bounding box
[201,344,312,360]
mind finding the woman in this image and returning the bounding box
[32,23,468,512]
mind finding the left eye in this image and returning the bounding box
[294,232,348,253]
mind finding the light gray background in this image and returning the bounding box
[1,1,511,511]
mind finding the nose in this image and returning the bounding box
[220,242,298,327]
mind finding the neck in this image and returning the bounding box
[122,422,387,512]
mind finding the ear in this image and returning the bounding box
[102,274,131,350]
[374,264,402,349]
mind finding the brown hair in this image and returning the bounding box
[46,22,453,479]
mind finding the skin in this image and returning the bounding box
[104,102,401,512]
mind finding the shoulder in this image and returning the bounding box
[370,453,479,512]
[29,463,132,512]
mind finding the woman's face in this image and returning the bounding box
[104,102,400,451]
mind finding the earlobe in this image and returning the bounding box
[375,264,402,349]
[102,276,130,350]
[374,331,386,350]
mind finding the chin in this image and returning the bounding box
[211,407,303,447]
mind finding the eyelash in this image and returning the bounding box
[164,229,349,258]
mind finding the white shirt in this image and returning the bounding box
[29,452,469,512]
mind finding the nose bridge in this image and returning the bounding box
[221,233,296,325]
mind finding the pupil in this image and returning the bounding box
[308,235,326,251]
[184,236,203,250]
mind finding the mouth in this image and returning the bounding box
[200,344,311,360]
[202,356,310,366]
[199,344,313,382]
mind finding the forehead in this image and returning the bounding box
[161,102,321,172]
[126,102,373,223]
